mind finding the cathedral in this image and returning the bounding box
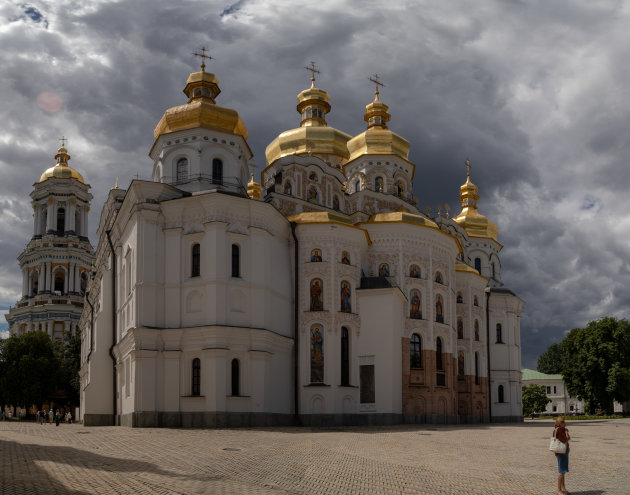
[77,58,524,427]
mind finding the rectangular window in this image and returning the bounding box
[553,386,557,394]
[546,386,551,394]
[360,365,375,404]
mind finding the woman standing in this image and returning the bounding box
[553,417,571,495]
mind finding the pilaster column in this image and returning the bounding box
[33,205,39,236]
[38,265,45,292]
[45,262,52,292]
[82,208,88,236]
[67,201,76,233]
[68,263,74,292]
[47,321,53,338]
[22,269,28,296]
[75,265,81,293]
[64,268,69,294]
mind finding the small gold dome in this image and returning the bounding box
[151,69,250,156]
[265,79,350,165]
[247,173,262,200]
[39,147,84,183]
[345,91,412,167]
[453,169,498,242]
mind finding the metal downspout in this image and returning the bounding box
[486,288,492,422]
[106,230,117,424]
[290,222,300,425]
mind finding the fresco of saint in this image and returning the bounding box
[340,281,351,313]
[410,290,422,319]
[310,279,323,311]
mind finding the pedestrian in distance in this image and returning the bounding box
[48,408,53,424]
[55,409,61,426]
[553,416,571,495]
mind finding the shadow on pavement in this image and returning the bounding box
[0,439,206,494]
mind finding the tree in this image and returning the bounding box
[522,384,551,416]
[0,331,57,407]
[562,317,630,414]
[537,342,566,375]
[53,333,81,405]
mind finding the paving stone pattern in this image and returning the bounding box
[0,419,628,494]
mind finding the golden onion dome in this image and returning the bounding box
[453,163,498,242]
[152,68,249,151]
[39,146,85,183]
[247,173,262,200]
[265,77,351,165]
[346,89,411,167]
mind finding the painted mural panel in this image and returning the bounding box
[310,279,323,311]
[410,290,422,319]
[310,324,324,383]
[340,281,351,313]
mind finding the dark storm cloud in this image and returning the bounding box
[0,0,628,369]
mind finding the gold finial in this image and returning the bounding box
[304,61,320,87]
[437,205,442,216]
[368,74,385,100]
[59,136,67,148]
[134,173,140,180]
[193,47,213,72]
[426,205,431,215]
[465,157,472,178]
[115,177,119,189]
[445,203,451,218]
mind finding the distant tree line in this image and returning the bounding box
[537,317,630,414]
[0,331,81,410]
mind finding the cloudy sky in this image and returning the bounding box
[1,0,629,367]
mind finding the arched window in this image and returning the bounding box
[492,262,496,279]
[496,323,503,343]
[231,244,240,277]
[457,351,465,380]
[310,325,324,383]
[409,264,421,278]
[436,337,443,370]
[57,207,65,235]
[212,158,223,184]
[284,181,292,195]
[410,333,422,369]
[354,180,360,192]
[176,158,188,183]
[191,243,201,277]
[435,294,444,323]
[310,279,323,311]
[474,257,481,272]
[310,249,322,262]
[308,186,318,202]
[80,271,88,294]
[474,320,480,341]
[54,271,65,293]
[456,292,463,304]
[341,327,350,385]
[457,318,463,339]
[192,358,201,396]
[396,180,404,197]
[309,171,318,181]
[31,270,39,296]
[375,176,383,192]
[498,384,505,403]
[340,281,351,313]
[434,271,443,284]
[409,290,422,319]
[475,352,479,385]
[231,358,240,396]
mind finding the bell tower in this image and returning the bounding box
[5,141,94,339]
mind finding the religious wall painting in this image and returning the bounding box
[341,251,351,265]
[311,249,323,262]
[340,281,351,313]
[409,264,421,278]
[310,324,324,383]
[457,318,463,339]
[473,295,479,307]
[308,186,318,202]
[333,195,340,210]
[309,171,318,182]
[310,278,323,311]
[284,181,292,195]
[458,351,465,380]
[375,176,384,192]
[474,320,480,341]
[410,289,422,319]
[434,271,444,284]
[435,294,444,323]
[378,263,390,277]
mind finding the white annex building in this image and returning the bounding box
[79,61,524,427]
[5,145,93,339]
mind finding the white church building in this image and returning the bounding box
[78,61,524,427]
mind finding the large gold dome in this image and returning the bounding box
[151,70,249,153]
[39,147,84,183]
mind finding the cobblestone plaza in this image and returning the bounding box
[1,419,628,494]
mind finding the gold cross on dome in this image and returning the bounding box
[369,74,385,96]
[193,47,213,71]
[304,61,320,84]
[465,158,472,177]
[59,136,67,148]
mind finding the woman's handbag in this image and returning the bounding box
[549,428,567,454]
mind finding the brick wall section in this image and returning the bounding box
[401,337,488,421]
